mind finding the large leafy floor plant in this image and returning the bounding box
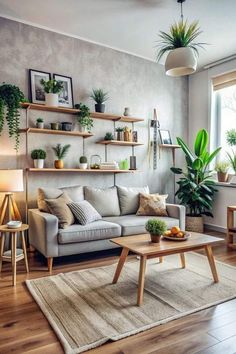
[171,129,221,217]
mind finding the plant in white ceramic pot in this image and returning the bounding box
[31,149,46,169]
[40,79,64,107]
[79,156,88,170]
[36,117,44,129]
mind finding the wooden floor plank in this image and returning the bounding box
[197,335,236,354]
[208,320,236,341]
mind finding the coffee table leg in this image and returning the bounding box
[205,245,219,283]
[180,253,186,268]
[112,247,129,284]
[137,255,147,306]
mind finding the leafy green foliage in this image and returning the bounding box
[115,127,124,132]
[145,219,167,235]
[90,88,109,104]
[31,149,46,159]
[227,151,236,173]
[104,132,114,140]
[76,103,93,132]
[226,129,236,146]
[36,117,44,123]
[215,161,229,173]
[0,83,25,151]
[40,79,64,94]
[171,129,221,217]
[79,156,87,163]
[52,144,71,160]
[156,20,206,62]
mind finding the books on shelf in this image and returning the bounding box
[100,162,119,170]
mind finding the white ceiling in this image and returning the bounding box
[0,0,236,68]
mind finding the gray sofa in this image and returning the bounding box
[29,185,185,271]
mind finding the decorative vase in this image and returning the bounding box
[116,131,124,141]
[95,103,105,113]
[36,122,44,129]
[186,216,204,233]
[79,163,88,170]
[54,160,64,169]
[123,107,130,116]
[45,93,59,107]
[165,47,197,76]
[124,131,132,141]
[130,156,136,170]
[78,123,85,132]
[150,234,162,243]
[61,122,72,131]
[217,172,228,183]
[51,122,60,130]
[34,159,44,169]
[119,159,129,170]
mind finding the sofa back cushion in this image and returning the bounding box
[84,186,120,217]
[117,186,149,215]
[38,185,84,212]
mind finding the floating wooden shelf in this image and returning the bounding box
[97,140,144,147]
[28,168,136,173]
[159,144,180,149]
[21,102,80,114]
[91,112,144,123]
[19,127,93,138]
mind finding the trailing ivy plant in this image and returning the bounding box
[0,83,25,151]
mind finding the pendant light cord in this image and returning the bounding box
[177,0,185,22]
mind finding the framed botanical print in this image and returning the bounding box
[159,129,172,145]
[29,69,51,104]
[53,74,74,108]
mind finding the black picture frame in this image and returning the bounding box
[53,74,74,108]
[159,129,172,145]
[29,69,51,104]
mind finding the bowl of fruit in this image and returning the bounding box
[163,226,190,241]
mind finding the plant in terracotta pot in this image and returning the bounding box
[76,103,93,133]
[90,88,109,113]
[31,149,46,169]
[79,156,88,170]
[40,79,64,107]
[52,143,71,169]
[171,129,221,233]
[226,129,236,183]
[145,219,167,243]
[115,127,124,141]
[215,161,229,183]
[36,117,44,129]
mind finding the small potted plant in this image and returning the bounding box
[145,219,167,243]
[104,132,114,141]
[36,117,44,129]
[52,143,71,169]
[79,156,88,170]
[116,127,124,141]
[215,161,229,182]
[76,103,93,133]
[90,88,109,113]
[31,149,46,169]
[40,79,64,107]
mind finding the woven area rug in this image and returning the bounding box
[26,253,236,354]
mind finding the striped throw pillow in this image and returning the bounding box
[68,201,102,225]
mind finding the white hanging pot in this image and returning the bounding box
[165,47,197,77]
[45,93,58,107]
[34,159,45,169]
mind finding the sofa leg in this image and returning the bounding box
[47,257,53,273]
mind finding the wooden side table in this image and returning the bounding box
[0,224,29,286]
[227,206,236,249]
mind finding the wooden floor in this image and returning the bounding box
[1,231,236,354]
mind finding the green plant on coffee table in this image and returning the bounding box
[145,219,167,236]
[104,132,114,141]
[215,161,229,173]
[90,88,109,104]
[79,156,87,164]
[40,79,64,94]
[171,129,221,217]
[226,129,236,173]
[76,103,93,132]
[52,144,71,160]
[31,149,46,160]
[0,83,25,151]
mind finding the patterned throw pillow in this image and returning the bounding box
[68,201,102,225]
[136,193,168,216]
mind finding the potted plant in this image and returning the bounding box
[52,143,71,169]
[104,132,114,141]
[226,129,236,184]
[116,127,124,141]
[90,88,109,113]
[76,103,93,133]
[40,79,64,107]
[36,118,44,129]
[31,149,46,168]
[171,129,221,233]
[79,156,88,170]
[0,83,25,151]
[145,219,167,243]
[215,161,229,182]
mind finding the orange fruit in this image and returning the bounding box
[176,232,184,238]
[171,226,180,235]
[165,230,172,236]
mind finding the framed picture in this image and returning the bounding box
[53,74,74,108]
[29,69,51,104]
[159,129,172,145]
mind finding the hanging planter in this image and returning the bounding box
[165,47,197,77]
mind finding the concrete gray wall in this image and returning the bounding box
[0,17,188,218]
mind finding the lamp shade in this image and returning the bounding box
[0,169,24,192]
[165,47,197,77]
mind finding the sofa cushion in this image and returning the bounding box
[58,220,121,244]
[136,193,168,216]
[117,186,149,215]
[68,201,102,225]
[84,186,120,217]
[103,215,179,236]
[45,193,75,229]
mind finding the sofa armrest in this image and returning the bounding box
[166,204,186,231]
[29,209,59,257]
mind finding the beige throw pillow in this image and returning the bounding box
[45,193,75,229]
[136,193,168,216]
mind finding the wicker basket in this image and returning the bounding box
[186,216,204,233]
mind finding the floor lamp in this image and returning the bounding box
[0,170,24,225]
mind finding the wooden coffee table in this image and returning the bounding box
[110,233,224,306]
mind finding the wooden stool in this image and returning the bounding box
[0,224,29,286]
[227,206,236,249]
